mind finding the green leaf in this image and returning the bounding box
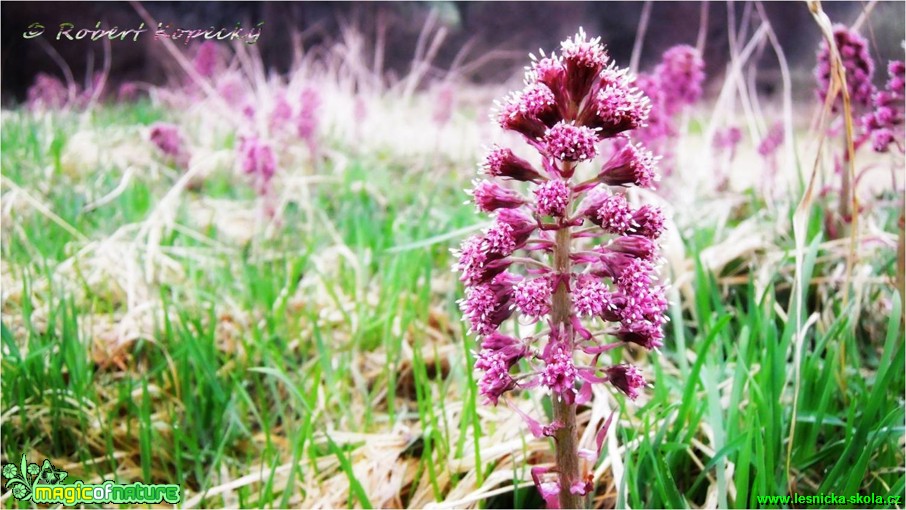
[325,435,372,509]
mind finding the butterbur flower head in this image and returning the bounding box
[455,235,490,285]
[589,68,652,137]
[598,141,657,188]
[606,364,645,399]
[543,122,599,162]
[871,129,896,152]
[815,25,875,112]
[587,190,633,234]
[615,258,654,294]
[481,332,529,359]
[518,83,559,124]
[471,180,526,212]
[482,145,544,182]
[498,93,549,139]
[618,284,668,334]
[572,274,614,317]
[514,276,554,319]
[475,349,518,405]
[629,205,666,239]
[459,273,519,335]
[528,54,566,91]
[533,179,571,217]
[496,208,537,246]
[456,29,666,508]
[540,335,578,398]
[560,28,609,101]
[149,123,183,158]
[607,235,658,261]
[484,221,518,257]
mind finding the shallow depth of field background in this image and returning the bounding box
[1,2,904,509]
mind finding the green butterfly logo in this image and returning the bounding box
[1,455,68,501]
[38,459,67,485]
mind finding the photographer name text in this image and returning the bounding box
[23,21,264,45]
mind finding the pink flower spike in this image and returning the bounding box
[238,137,277,194]
[193,41,218,78]
[656,45,706,113]
[297,87,321,142]
[815,25,875,112]
[455,31,666,505]
[27,73,70,110]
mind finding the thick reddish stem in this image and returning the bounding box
[551,225,584,509]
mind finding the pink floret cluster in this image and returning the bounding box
[862,60,905,153]
[815,24,875,113]
[631,45,706,174]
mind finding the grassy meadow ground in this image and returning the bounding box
[1,20,905,510]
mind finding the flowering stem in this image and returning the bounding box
[551,225,583,509]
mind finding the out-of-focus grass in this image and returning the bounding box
[1,94,903,510]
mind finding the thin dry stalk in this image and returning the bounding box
[629,1,653,75]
